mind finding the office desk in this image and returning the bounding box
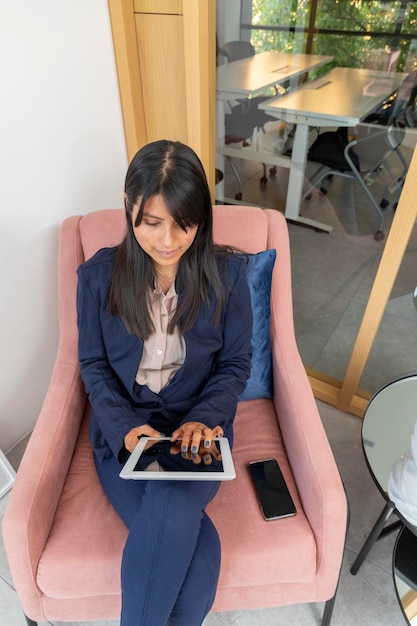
[216,51,334,101]
[216,52,333,205]
[259,67,407,232]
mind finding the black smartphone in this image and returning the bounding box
[248,458,296,521]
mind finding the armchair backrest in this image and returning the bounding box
[58,205,293,366]
[77,205,270,261]
[58,205,295,405]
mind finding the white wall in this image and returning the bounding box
[0,1,128,452]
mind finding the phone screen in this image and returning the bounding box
[248,458,296,520]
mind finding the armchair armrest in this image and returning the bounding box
[266,210,347,597]
[2,352,88,618]
[3,214,88,618]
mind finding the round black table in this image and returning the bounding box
[350,374,417,623]
[393,525,417,624]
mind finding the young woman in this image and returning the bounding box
[76,140,252,626]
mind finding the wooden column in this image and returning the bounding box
[108,0,146,160]
[108,0,216,195]
[182,0,216,193]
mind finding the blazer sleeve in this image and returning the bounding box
[77,262,148,459]
[181,256,253,433]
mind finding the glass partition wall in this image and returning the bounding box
[216,0,417,416]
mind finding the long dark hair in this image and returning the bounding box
[108,140,226,340]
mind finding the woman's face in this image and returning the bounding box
[132,194,198,279]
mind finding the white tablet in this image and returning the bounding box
[119,437,235,481]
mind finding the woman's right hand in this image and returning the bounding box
[124,425,165,453]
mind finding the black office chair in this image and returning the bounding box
[223,40,255,63]
[367,70,417,127]
[223,41,288,95]
[222,41,280,199]
[304,71,417,240]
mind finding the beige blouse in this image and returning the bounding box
[135,282,185,393]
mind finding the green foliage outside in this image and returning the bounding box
[250,0,417,72]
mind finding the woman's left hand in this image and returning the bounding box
[171,422,224,454]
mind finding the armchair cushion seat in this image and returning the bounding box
[36,414,126,600]
[209,398,317,590]
[36,398,317,603]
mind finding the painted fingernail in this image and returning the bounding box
[204,456,211,463]
[204,440,210,448]
[182,445,187,452]
[191,446,197,454]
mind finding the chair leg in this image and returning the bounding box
[226,156,243,200]
[350,500,397,575]
[260,162,268,185]
[344,151,386,236]
[320,479,350,626]
[302,164,328,201]
[321,594,336,626]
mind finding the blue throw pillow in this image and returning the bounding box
[239,249,276,401]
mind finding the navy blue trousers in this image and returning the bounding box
[94,454,221,626]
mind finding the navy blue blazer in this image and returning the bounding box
[76,247,253,462]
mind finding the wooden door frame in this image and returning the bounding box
[108,0,216,194]
[108,0,147,160]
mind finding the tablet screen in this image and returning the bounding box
[133,439,224,473]
[119,437,235,481]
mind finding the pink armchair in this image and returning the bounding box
[3,205,347,625]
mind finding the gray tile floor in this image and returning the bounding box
[0,400,407,625]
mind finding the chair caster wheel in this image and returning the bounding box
[260,176,268,186]
[235,192,242,201]
[374,230,385,241]
[305,193,312,201]
[380,199,389,209]
[270,166,277,177]
[320,187,328,195]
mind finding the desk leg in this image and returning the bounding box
[284,123,333,233]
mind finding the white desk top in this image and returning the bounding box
[260,67,407,125]
[216,51,334,98]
